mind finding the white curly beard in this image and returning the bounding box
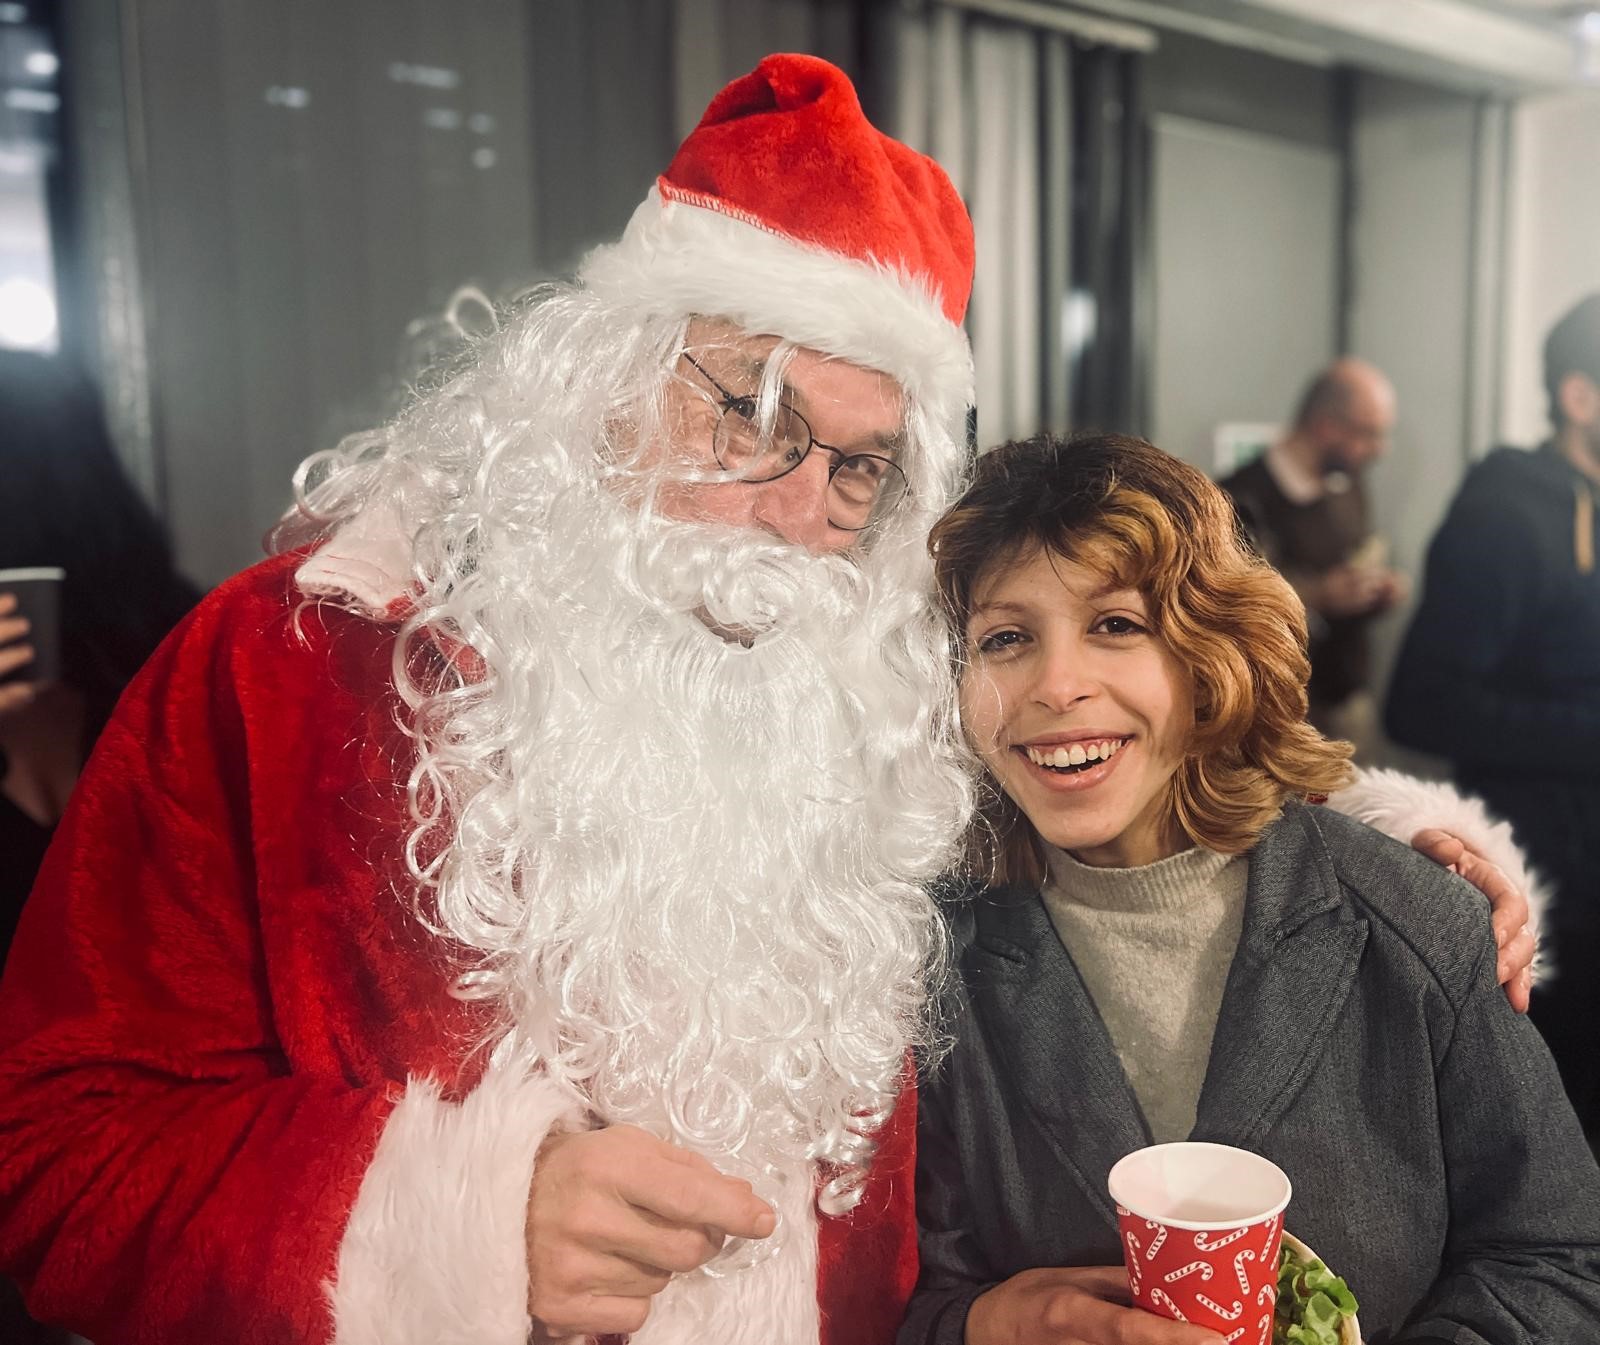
[287,290,974,1316]
[432,481,965,1230]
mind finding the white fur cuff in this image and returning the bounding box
[329,1066,584,1345]
[1327,766,1553,980]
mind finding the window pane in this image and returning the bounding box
[0,1,59,353]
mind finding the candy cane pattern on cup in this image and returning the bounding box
[1163,1260,1215,1286]
[1124,1229,1144,1294]
[1150,1288,1189,1321]
[1145,1219,1168,1260]
[1194,1226,1250,1253]
[1222,1310,1272,1345]
[1233,1248,1257,1295]
[1257,1281,1277,1306]
[1195,1295,1244,1321]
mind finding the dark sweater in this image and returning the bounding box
[901,804,1600,1345]
[1385,440,1600,947]
[1386,441,1600,778]
[1221,455,1372,709]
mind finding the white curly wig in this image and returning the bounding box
[275,230,976,1232]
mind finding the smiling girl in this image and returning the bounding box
[900,434,1600,1345]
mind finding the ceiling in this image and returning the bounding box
[1055,0,1600,92]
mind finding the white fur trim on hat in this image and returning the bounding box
[1327,766,1553,982]
[580,188,974,438]
[327,1065,583,1345]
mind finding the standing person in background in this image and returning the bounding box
[1221,358,1407,758]
[1387,292,1600,1148]
[0,350,198,1345]
[0,350,199,962]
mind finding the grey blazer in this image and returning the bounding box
[901,801,1600,1345]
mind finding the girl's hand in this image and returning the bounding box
[0,591,39,719]
[965,1265,1225,1345]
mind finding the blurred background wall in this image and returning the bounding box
[4,0,1599,762]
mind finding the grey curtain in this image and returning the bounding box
[71,0,870,585]
[880,5,1073,447]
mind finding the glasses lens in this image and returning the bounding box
[714,397,811,481]
[829,455,907,531]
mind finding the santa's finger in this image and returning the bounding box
[1462,855,1529,948]
[1511,965,1534,1015]
[1498,926,1537,989]
[622,1163,774,1243]
[529,1289,652,1340]
[604,1205,726,1275]
[0,682,36,715]
[1409,827,1462,861]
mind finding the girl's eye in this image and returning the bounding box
[973,629,1025,654]
[1095,615,1146,636]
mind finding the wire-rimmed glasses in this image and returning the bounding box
[681,352,909,532]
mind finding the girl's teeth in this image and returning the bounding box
[1026,739,1125,768]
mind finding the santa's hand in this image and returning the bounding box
[965,1266,1225,1345]
[1411,827,1536,1013]
[525,1124,776,1341]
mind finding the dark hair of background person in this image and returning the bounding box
[1543,292,1600,428]
[0,350,200,736]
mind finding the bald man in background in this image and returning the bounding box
[1221,358,1408,756]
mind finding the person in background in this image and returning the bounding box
[0,350,198,962]
[0,57,1533,1345]
[1221,358,1407,758]
[0,350,198,1345]
[903,433,1600,1345]
[1387,291,1600,1148]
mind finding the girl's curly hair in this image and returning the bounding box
[931,431,1353,884]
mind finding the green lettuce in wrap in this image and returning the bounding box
[1273,1239,1359,1345]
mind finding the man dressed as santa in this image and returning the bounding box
[0,53,1537,1345]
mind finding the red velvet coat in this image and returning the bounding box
[0,552,918,1344]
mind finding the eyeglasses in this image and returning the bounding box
[681,352,909,533]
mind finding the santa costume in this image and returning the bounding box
[0,53,1539,1345]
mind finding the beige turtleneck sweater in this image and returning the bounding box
[1040,844,1249,1144]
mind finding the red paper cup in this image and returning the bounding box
[1108,1142,1291,1345]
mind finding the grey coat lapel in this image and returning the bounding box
[1191,802,1368,1147]
[962,886,1150,1228]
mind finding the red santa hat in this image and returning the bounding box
[580,53,976,425]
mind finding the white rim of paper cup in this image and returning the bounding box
[1108,1141,1292,1230]
[0,567,66,582]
